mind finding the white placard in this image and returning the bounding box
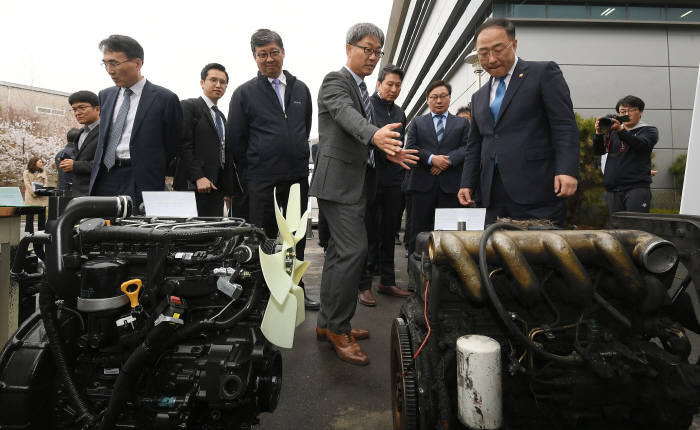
[680,62,700,216]
[434,208,486,231]
[142,191,198,217]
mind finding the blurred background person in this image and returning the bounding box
[22,156,48,233]
[59,91,101,197]
[55,128,80,192]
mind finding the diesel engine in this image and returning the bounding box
[394,221,700,430]
[1,195,282,429]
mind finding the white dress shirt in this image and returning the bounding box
[112,77,147,160]
[268,72,286,111]
[489,57,519,105]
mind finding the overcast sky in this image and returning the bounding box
[0,0,394,138]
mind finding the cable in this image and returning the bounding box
[413,280,432,360]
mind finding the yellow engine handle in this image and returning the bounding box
[120,279,142,308]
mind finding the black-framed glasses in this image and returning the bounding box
[255,50,282,60]
[428,94,450,101]
[350,44,385,58]
[71,104,94,113]
[101,59,133,69]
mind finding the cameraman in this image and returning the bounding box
[594,95,658,214]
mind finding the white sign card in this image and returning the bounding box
[142,191,198,217]
[680,62,700,216]
[434,208,486,231]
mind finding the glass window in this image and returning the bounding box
[548,5,587,19]
[668,8,699,22]
[492,1,507,17]
[628,6,663,21]
[509,3,546,18]
[591,5,625,20]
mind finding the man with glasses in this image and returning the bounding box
[458,18,579,225]
[59,91,100,197]
[175,63,240,216]
[227,29,319,310]
[405,80,469,253]
[309,23,418,366]
[593,95,658,215]
[89,34,183,209]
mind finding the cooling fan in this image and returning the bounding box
[258,183,310,348]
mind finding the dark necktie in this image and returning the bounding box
[78,125,90,150]
[359,81,375,167]
[273,78,284,111]
[435,114,445,144]
[211,105,225,169]
[104,87,133,169]
[490,77,506,122]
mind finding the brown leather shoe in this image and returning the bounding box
[325,330,369,366]
[316,326,369,341]
[358,289,376,307]
[377,284,413,298]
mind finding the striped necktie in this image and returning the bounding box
[211,105,225,169]
[104,87,133,170]
[435,114,445,144]
[359,81,375,167]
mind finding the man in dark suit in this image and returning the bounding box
[89,35,183,209]
[55,129,78,192]
[405,80,469,253]
[458,18,579,224]
[228,29,318,310]
[58,91,100,197]
[175,63,240,216]
[309,23,418,366]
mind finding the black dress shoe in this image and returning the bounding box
[304,294,320,310]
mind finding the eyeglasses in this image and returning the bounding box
[350,44,385,58]
[255,50,282,60]
[206,77,228,86]
[428,94,450,101]
[101,59,133,69]
[476,40,514,60]
[72,105,93,113]
[618,108,639,115]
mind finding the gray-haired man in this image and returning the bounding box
[227,29,319,310]
[309,22,418,365]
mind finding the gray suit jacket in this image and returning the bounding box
[309,68,378,204]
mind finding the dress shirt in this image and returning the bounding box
[112,77,147,160]
[489,57,519,105]
[267,73,286,111]
[428,111,448,166]
[201,94,225,141]
[78,120,99,150]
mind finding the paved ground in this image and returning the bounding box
[258,233,409,430]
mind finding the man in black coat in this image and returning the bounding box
[405,80,469,253]
[458,18,579,224]
[59,91,100,197]
[359,64,412,306]
[175,63,240,216]
[227,29,318,310]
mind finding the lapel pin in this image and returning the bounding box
[519,73,524,78]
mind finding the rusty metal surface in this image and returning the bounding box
[428,230,677,305]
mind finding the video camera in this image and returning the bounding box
[598,113,630,132]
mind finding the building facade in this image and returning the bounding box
[382,0,700,205]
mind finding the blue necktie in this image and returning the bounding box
[104,88,133,169]
[490,77,506,122]
[273,78,284,111]
[435,114,445,144]
[359,81,375,167]
[211,105,225,169]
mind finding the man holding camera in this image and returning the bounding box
[593,95,658,215]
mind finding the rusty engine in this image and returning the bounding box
[392,217,700,430]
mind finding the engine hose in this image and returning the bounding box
[80,225,266,244]
[478,222,582,365]
[10,232,50,278]
[99,320,181,430]
[38,283,97,426]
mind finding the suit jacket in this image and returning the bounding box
[405,112,469,194]
[71,124,99,196]
[309,68,378,205]
[460,59,579,207]
[174,97,240,195]
[89,80,183,199]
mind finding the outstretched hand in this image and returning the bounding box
[387,148,419,170]
[373,123,403,156]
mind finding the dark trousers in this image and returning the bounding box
[92,165,139,208]
[195,189,224,217]
[247,178,308,263]
[24,209,46,233]
[366,185,403,286]
[407,187,461,254]
[485,168,563,225]
[317,195,367,334]
[317,208,330,249]
[604,187,651,215]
